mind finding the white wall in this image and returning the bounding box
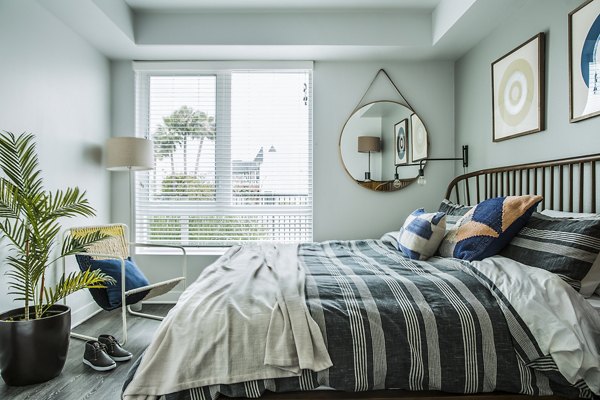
[110,60,455,291]
[455,0,600,172]
[0,0,111,325]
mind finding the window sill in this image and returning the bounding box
[135,247,229,256]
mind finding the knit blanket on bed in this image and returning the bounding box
[122,244,332,400]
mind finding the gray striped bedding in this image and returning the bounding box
[500,212,600,297]
[123,240,596,399]
[438,199,472,228]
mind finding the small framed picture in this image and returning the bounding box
[410,113,427,162]
[492,33,545,141]
[394,119,408,165]
[569,0,600,122]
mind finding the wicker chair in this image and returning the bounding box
[62,224,187,345]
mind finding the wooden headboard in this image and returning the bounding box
[445,153,600,213]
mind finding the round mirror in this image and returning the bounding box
[339,101,428,192]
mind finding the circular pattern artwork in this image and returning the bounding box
[492,33,543,141]
[580,13,600,88]
[395,121,407,165]
[411,113,427,161]
[498,58,534,127]
[397,130,405,159]
[414,124,425,146]
[570,0,600,121]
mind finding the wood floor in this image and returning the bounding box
[0,304,173,400]
[0,305,565,400]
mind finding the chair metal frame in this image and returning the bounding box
[62,223,187,345]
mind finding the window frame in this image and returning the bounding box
[133,62,313,255]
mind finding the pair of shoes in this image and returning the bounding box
[83,335,132,372]
[83,341,115,371]
[99,334,133,362]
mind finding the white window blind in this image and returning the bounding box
[134,65,312,248]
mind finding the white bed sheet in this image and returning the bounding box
[586,295,600,313]
[470,255,600,393]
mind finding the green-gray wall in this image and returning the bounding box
[455,0,600,172]
[0,0,111,324]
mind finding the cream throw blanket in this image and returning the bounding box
[123,244,332,400]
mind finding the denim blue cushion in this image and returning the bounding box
[397,208,447,260]
[439,195,542,261]
[75,255,150,310]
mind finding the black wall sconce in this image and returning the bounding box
[394,145,469,187]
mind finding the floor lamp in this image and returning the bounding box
[106,137,154,237]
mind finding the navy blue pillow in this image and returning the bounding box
[75,255,150,310]
[439,195,542,261]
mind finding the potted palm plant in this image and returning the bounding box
[0,131,113,386]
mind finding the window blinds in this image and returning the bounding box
[134,66,312,247]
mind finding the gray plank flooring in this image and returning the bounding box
[0,304,173,400]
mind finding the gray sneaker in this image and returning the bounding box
[83,341,116,371]
[98,335,132,362]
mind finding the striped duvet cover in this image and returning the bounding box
[124,240,599,399]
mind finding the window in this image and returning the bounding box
[134,62,312,250]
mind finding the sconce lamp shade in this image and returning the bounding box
[357,136,381,153]
[106,137,154,171]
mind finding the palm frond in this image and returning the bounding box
[0,179,22,219]
[0,132,43,199]
[39,270,115,317]
[5,255,34,303]
[61,230,108,258]
[45,187,96,219]
[0,218,27,254]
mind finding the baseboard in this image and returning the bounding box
[70,301,102,328]
[142,290,182,304]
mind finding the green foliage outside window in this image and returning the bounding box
[148,106,269,245]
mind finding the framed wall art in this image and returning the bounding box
[491,33,545,142]
[394,119,408,165]
[569,0,600,122]
[410,113,427,161]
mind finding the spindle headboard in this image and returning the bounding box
[445,153,600,213]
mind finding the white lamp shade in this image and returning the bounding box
[106,137,154,171]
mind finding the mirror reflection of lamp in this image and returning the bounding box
[357,136,381,182]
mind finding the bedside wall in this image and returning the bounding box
[0,0,111,325]
[455,0,600,173]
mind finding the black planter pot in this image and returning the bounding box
[0,304,71,386]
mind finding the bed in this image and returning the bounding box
[122,153,600,400]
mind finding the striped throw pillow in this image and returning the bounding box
[439,199,473,229]
[501,212,600,297]
[397,209,446,260]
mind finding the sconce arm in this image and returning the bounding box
[395,145,469,170]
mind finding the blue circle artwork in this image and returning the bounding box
[397,127,405,160]
[580,13,600,87]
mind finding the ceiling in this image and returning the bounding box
[38,0,523,61]
[123,0,443,12]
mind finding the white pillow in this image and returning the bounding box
[397,209,446,261]
[380,231,400,246]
